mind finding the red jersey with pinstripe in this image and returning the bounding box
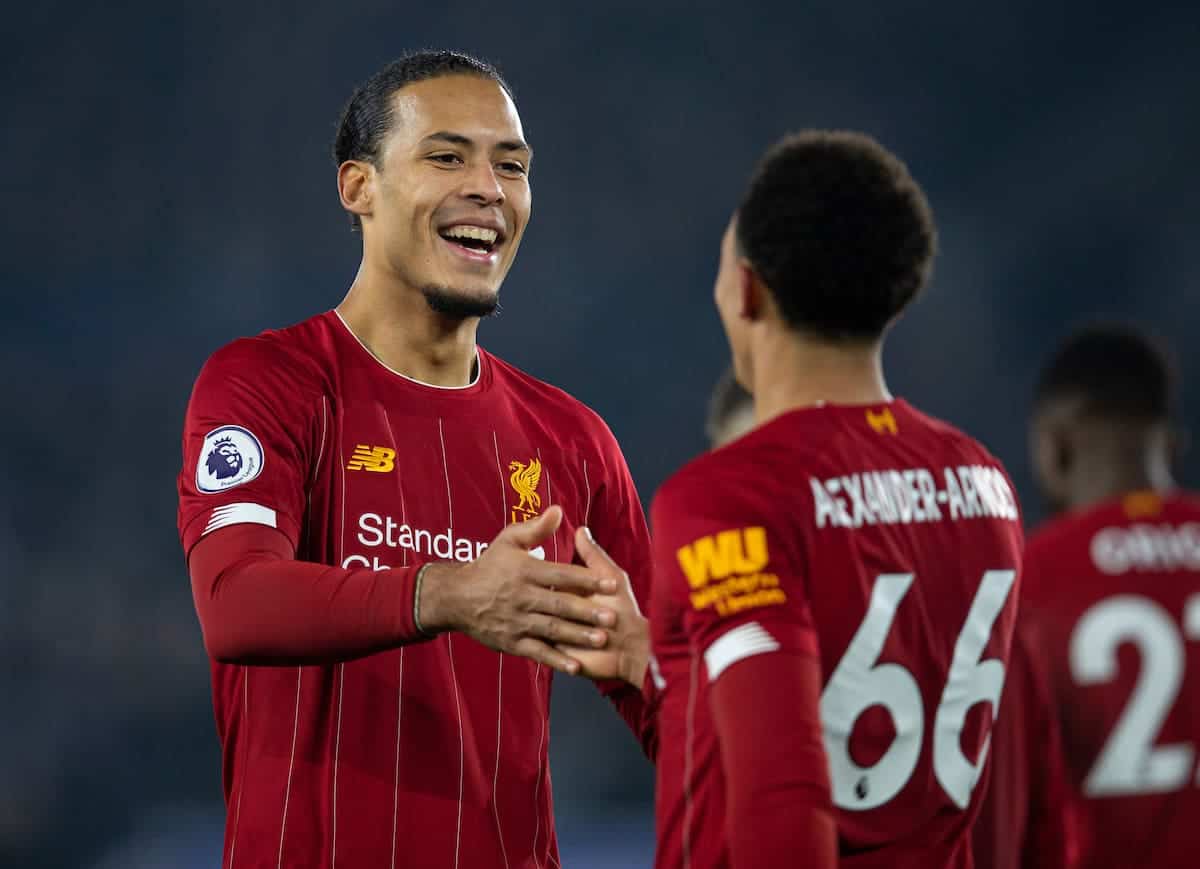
[650,401,1024,868]
[177,310,652,868]
[1021,491,1200,869]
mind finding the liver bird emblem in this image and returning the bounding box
[509,458,543,514]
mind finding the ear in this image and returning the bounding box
[1031,417,1071,495]
[1054,437,1072,476]
[337,160,374,223]
[736,261,765,321]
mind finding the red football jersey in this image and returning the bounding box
[651,400,1024,869]
[1022,491,1200,869]
[972,615,1079,869]
[177,311,653,868]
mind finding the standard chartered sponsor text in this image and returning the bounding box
[342,512,489,569]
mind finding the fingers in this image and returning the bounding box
[574,526,626,580]
[575,527,642,616]
[576,523,619,571]
[499,505,563,548]
[512,637,582,675]
[527,613,609,649]
[527,560,618,596]
[528,587,616,629]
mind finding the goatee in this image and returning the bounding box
[422,285,501,319]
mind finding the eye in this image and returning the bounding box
[497,161,528,177]
[428,153,464,166]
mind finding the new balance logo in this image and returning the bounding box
[347,444,396,473]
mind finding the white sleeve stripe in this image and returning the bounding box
[203,502,278,535]
[703,621,781,682]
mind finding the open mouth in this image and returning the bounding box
[438,224,502,258]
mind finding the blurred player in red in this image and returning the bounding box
[177,51,652,868]
[649,131,1025,868]
[1021,326,1200,869]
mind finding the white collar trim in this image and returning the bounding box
[333,310,482,390]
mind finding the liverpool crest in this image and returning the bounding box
[508,458,543,522]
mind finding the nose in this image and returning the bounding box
[461,160,504,206]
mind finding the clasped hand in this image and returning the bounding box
[416,505,647,686]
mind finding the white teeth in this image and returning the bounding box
[442,225,499,244]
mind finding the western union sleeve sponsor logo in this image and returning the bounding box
[677,527,769,589]
[810,464,1019,530]
[676,527,787,616]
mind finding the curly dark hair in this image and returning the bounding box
[1035,324,1177,422]
[333,50,512,230]
[735,130,937,341]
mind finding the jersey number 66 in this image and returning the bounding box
[820,570,1017,811]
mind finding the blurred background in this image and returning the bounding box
[3,1,1199,865]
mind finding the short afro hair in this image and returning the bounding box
[735,130,937,341]
[1035,324,1177,422]
[333,50,512,230]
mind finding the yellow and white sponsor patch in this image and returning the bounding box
[676,527,787,616]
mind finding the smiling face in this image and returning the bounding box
[347,74,532,316]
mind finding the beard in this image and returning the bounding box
[421,285,501,320]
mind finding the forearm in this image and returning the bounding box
[190,524,430,665]
[598,671,659,760]
[711,651,837,869]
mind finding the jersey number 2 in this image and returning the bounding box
[820,570,1016,811]
[1071,594,1200,796]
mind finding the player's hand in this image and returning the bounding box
[417,505,619,674]
[557,526,650,688]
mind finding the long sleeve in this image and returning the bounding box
[189,523,431,665]
[709,650,837,868]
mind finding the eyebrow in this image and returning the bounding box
[420,131,533,158]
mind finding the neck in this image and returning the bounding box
[750,328,890,426]
[336,262,480,387]
[1068,431,1175,510]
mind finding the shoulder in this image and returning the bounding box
[1026,502,1114,560]
[1022,504,1116,603]
[196,314,332,398]
[1164,490,1200,518]
[484,349,625,454]
[900,401,1011,470]
[652,431,794,527]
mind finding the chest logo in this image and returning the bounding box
[347,444,396,473]
[508,458,543,522]
[865,407,899,435]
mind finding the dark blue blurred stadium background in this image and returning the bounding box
[3,2,1198,865]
